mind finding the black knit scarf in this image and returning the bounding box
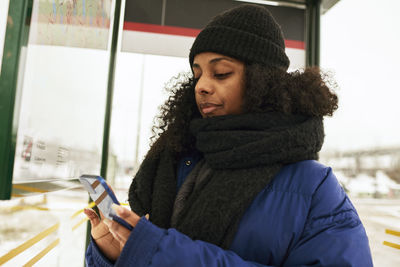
[128,112,324,249]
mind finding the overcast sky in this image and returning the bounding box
[320,0,400,152]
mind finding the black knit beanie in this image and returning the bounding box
[189,4,290,70]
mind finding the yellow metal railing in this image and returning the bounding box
[0,199,130,265]
[383,229,400,250]
[23,239,61,267]
[0,223,60,265]
[0,201,95,266]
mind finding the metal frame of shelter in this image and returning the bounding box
[0,0,339,200]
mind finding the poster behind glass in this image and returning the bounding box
[13,0,114,183]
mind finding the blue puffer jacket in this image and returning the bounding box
[86,159,373,266]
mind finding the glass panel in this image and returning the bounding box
[12,45,108,183]
[13,0,114,184]
[111,52,189,191]
[1,0,115,266]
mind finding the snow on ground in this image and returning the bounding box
[336,171,400,197]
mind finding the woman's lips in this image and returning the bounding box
[200,103,222,114]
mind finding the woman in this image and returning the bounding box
[84,4,373,266]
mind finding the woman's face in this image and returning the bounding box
[192,52,245,118]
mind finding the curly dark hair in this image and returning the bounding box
[147,65,338,159]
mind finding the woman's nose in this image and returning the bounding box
[195,76,214,95]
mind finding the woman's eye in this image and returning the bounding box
[215,72,232,79]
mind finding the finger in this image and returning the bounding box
[145,214,149,220]
[112,204,141,227]
[104,219,131,245]
[83,208,101,227]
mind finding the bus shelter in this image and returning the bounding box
[0,2,341,264]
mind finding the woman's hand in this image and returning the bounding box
[103,204,142,248]
[83,208,123,261]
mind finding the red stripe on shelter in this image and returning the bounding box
[124,22,201,37]
[124,22,305,50]
[285,40,305,49]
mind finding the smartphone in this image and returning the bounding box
[79,174,133,231]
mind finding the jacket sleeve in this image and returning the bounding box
[85,238,115,267]
[114,218,271,267]
[282,168,373,266]
[85,219,268,267]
